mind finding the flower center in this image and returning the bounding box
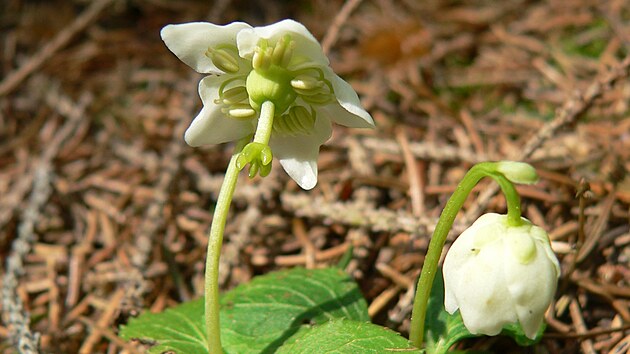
[246,36,298,114]
[212,35,338,137]
[246,65,296,114]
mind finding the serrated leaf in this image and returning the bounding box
[119,297,207,354]
[120,267,369,354]
[424,268,476,354]
[221,267,369,353]
[277,319,422,353]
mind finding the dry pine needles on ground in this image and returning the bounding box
[1,0,629,353]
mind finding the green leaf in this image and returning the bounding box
[277,319,422,353]
[120,267,369,354]
[501,322,545,346]
[119,297,207,354]
[221,267,369,353]
[424,268,476,354]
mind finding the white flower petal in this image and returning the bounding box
[531,226,562,277]
[161,22,251,74]
[443,213,560,339]
[455,247,516,336]
[236,19,329,66]
[269,113,332,190]
[184,76,255,146]
[504,226,559,339]
[320,69,375,128]
[443,219,517,336]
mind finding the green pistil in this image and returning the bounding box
[246,66,296,114]
[237,101,275,178]
[236,142,272,178]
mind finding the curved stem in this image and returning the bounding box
[489,172,523,226]
[408,162,523,347]
[204,138,248,354]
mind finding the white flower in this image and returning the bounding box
[442,213,560,339]
[161,20,374,189]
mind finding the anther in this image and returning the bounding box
[253,39,272,70]
[220,86,249,105]
[290,105,316,132]
[273,105,315,136]
[205,47,240,74]
[291,75,323,90]
[272,35,294,67]
[227,104,256,119]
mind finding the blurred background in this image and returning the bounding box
[1,0,629,353]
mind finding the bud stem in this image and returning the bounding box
[409,162,524,348]
[204,138,249,354]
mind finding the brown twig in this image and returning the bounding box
[259,243,350,267]
[124,77,195,310]
[1,165,49,353]
[78,289,126,354]
[544,323,630,339]
[342,136,485,163]
[569,298,596,354]
[0,0,115,96]
[293,218,317,269]
[395,128,424,217]
[281,193,466,236]
[2,81,89,353]
[321,0,364,55]
[463,55,630,224]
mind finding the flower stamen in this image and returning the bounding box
[218,86,249,105]
[290,68,335,105]
[273,105,316,136]
[290,75,324,90]
[205,45,240,74]
[223,104,256,119]
[272,35,295,67]
[252,39,272,70]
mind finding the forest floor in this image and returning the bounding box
[1,0,629,353]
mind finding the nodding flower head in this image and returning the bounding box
[442,213,560,339]
[161,20,374,189]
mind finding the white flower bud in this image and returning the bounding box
[443,213,560,339]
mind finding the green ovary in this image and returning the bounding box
[246,65,297,115]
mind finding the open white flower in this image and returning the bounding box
[442,213,560,339]
[161,20,374,189]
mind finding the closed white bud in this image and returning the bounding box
[443,213,560,339]
[496,161,539,185]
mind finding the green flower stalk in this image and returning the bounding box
[161,19,374,353]
[409,161,559,347]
